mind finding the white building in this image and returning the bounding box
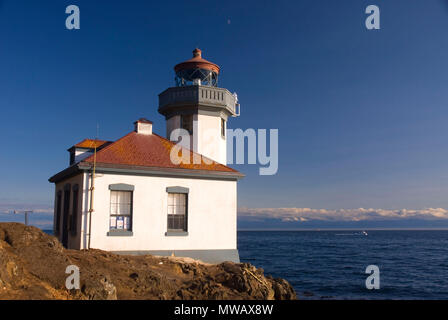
[49,49,243,263]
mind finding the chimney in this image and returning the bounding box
[134,118,153,135]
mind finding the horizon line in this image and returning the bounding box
[237,228,448,231]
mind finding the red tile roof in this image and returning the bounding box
[73,139,111,149]
[81,131,241,174]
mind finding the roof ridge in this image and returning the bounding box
[69,138,111,151]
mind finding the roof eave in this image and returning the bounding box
[48,164,83,184]
[78,162,245,181]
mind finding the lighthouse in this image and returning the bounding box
[158,49,240,164]
[49,48,243,263]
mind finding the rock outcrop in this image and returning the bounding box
[0,223,296,300]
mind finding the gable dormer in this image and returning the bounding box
[68,139,111,165]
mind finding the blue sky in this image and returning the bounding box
[1,0,448,228]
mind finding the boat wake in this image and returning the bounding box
[335,231,368,236]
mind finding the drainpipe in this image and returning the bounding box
[87,145,97,249]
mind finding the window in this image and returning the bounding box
[55,191,62,235]
[109,191,132,231]
[167,193,187,232]
[62,185,71,247]
[70,185,79,236]
[181,114,193,134]
[221,118,226,138]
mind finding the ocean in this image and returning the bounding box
[238,230,448,300]
[40,228,448,299]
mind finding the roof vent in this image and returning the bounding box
[134,118,153,135]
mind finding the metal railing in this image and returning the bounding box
[159,85,239,116]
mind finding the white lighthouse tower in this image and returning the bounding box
[158,48,240,164]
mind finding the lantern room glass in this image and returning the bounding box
[175,68,219,87]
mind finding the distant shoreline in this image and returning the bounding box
[39,228,448,233]
[31,227,448,234]
[238,228,448,231]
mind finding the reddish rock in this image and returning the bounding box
[0,223,296,300]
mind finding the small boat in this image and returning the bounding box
[362,231,368,236]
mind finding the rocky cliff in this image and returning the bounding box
[0,223,296,300]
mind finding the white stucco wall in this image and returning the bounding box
[196,114,227,165]
[86,173,237,252]
[166,115,180,139]
[166,114,227,165]
[74,149,93,163]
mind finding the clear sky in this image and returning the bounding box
[1,0,448,228]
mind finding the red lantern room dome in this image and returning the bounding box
[174,49,220,87]
[174,48,220,74]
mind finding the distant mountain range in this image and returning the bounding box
[2,207,448,230]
